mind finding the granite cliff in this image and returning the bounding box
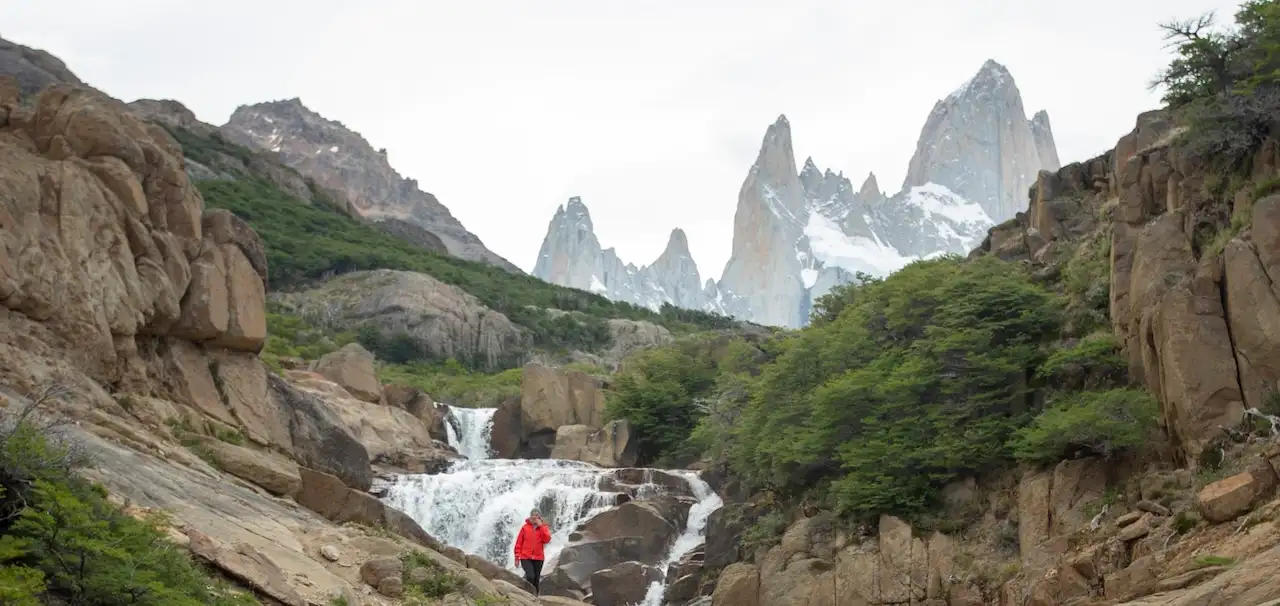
[534,60,1050,328]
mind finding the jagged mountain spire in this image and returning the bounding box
[900,59,1060,223]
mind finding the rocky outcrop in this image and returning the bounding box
[127,98,320,204]
[590,561,661,605]
[0,36,83,96]
[282,369,455,475]
[547,495,693,598]
[314,342,382,403]
[902,59,1060,224]
[221,98,520,272]
[518,363,608,456]
[969,106,1280,464]
[550,420,638,468]
[275,269,527,370]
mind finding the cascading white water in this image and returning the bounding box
[384,459,620,568]
[640,473,724,606]
[388,402,725,605]
[444,406,498,460]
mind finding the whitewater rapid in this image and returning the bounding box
[384,404,723,604]
[641,475,723,606]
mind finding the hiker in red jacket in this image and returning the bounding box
[514,509,552,595]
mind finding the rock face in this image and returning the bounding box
[969,107,1280,465]
[0,36,83,95]
[275,269,527,370]
[549,420,638,468]
[547,495,693,599]
[518,363,608,456]
[902,59,1061,224]
[220,98,521,272]
[0,80,268,385]
[313,342,382,403]
[533,60,1054,328]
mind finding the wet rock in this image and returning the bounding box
[590,561,661,606]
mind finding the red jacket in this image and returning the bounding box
[514,519,552,561]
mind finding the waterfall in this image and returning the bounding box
[386,401,725,605]
[384,459,620,568]
[640,473,723,606]
[444,406,498,460]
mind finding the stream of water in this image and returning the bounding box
[384,405,723,605]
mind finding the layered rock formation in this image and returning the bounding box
[970,108,1280,466]
[221,98,521,273]
[902,59,1061,224]
[533,60,1056,328]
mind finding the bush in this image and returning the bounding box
[605,335,768,465]
[1035,332,1127,390]
[1156,1,1280,172]
[379,361,524,408]
[0,386,259,605]
[730,256,1064,520]
[400,551,466,599]
[1009,389,1160,464]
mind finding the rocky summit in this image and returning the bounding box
[221,98,522,273]
[533,60,1057,328]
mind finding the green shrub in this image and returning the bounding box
[1009,388,1160,464]
[1156,1,1280,172]
[400,551,466,598]
[379,361,524,408]
[0,390,260,605]
[1060,231,1112,335]
[740,511,789,554]
[1036,332,1127,390]
[730,256,1064,520]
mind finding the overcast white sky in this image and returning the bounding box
[5,0,1243,278]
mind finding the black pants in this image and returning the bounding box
[520,558,544,594]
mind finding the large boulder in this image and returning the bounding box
[520,364,607,454]
[549,420,637,468]
[314,342,382,403]
[1198,462,1279,523]
[275,269,526,370]
[490,395,524,458]
[383,384,449,442]
[711,563,760,606]
[590,561,661,606]
[266,373,373,491]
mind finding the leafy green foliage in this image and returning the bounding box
[400,551,466,598]
[379,361,524,408]
[1036,332,1128,391]
[259,302,357,371]
[0,396,259,605]
[1060,229,1112,335]
[605,339,720,465]
[729,257,1064,520]
[1156,0,1280,171]
[1009,389,1160,464]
